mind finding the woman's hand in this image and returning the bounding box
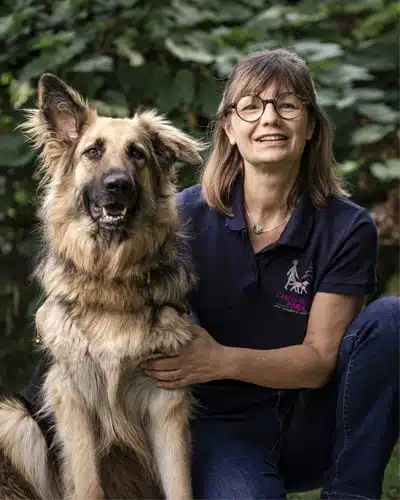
[141,324,227,389]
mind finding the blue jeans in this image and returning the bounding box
[190,297,399,500]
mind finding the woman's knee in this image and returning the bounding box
[363,296,399,325]
[337,296,399,376]
[346,296,399,345]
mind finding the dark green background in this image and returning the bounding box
[0,1,398,495]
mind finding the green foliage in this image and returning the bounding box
[0,0,398,492]
[2,0,400,375]
[0,0,398,391]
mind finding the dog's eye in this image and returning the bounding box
[127,143,145,160]
[85,147,100,159]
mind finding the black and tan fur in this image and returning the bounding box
[0,74,203,500]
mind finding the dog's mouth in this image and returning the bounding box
[83,173,140,231]
[89,202,130,227]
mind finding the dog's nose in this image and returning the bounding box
[103,172,132,194]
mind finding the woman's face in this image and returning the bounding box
[223,81,314,173]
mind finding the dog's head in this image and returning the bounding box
[22,74,203,274]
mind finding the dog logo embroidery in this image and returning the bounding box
[284,260,312,296]
[274,261,313,315]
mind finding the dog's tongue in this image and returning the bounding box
[104,203,125,216]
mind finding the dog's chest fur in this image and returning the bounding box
[40,296,191,445]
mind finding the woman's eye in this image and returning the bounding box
[279,102,296,109]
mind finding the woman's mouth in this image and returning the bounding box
[255,134,288,142]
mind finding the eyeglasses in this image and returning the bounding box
[231,92,309,122]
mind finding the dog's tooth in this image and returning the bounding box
[121,207,127,216]
[102,207,108,217]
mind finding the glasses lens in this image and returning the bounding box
[276,93,303,119]
[235,95,263,122]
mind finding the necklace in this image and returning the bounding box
[244,205,292,236]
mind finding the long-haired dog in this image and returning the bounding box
[0,74,203,500]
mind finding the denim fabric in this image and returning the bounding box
[191,297,399,499]
[191,404,287,499]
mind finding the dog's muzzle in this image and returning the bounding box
[85,171,139,229]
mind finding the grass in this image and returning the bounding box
[288,445,399,500]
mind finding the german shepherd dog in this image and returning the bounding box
[0,74,203,500]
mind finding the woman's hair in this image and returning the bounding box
[201,47,348,214]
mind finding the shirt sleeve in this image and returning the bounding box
[317,209,378,295]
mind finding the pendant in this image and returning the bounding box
[252,224,264,235]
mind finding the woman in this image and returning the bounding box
[141,48,399,499]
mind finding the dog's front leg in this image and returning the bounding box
[147,388,192,500]
[44,369,104,500]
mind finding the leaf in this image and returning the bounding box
[342,0,384,13]
[205,2,253,23]
[214,48,243,76]
[246,6,288,29]
[48,0,75,25]
[165,38,214,64]
[19,38,88,80]
[72,56,113,72]
[0,135,35,168]
[0,15,13,39]
[336,95,356,109]
[347,88,385,102]
[354,3,399,40]
[153,69,194,113]
[115,39,144,67]
[351,35,398,71]
[166,2,216,27]
[337,64,373,82]
[315,88,339,107]
[14,188,30,206]
[338,161,360,174]
[32,31,76,50]
[370,161,400,181]
[293,41,343,62]
[319,63,373,86]
[173,70,195,105]
[356,104,398,124]
[93,90,129,117]
[197,78,225,117]
[9,80,34,109]
[352,124,394,145]
[385,159,400,179]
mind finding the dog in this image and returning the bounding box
[0,73,203,500]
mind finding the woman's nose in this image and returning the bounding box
[259,102,280,124]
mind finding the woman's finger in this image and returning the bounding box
[156,379,188,389]
[145,369,182,381]
[142,356,180,371]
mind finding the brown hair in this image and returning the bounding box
[201,47,348,215]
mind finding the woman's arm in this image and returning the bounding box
[142,292,364,390]
[224,292,364,389]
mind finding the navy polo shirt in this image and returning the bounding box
[177,182,378,416]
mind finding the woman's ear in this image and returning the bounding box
[222,117,236,146]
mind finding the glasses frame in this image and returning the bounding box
[230,92,310,122]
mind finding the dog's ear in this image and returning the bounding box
[21,73,93,149]
[38,73,90,143]
[154,125,204,167]
[138,111,205,168]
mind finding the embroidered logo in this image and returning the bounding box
[274,260,313,315]
[284,260,312,296]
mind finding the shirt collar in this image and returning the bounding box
[225,179,314,249]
